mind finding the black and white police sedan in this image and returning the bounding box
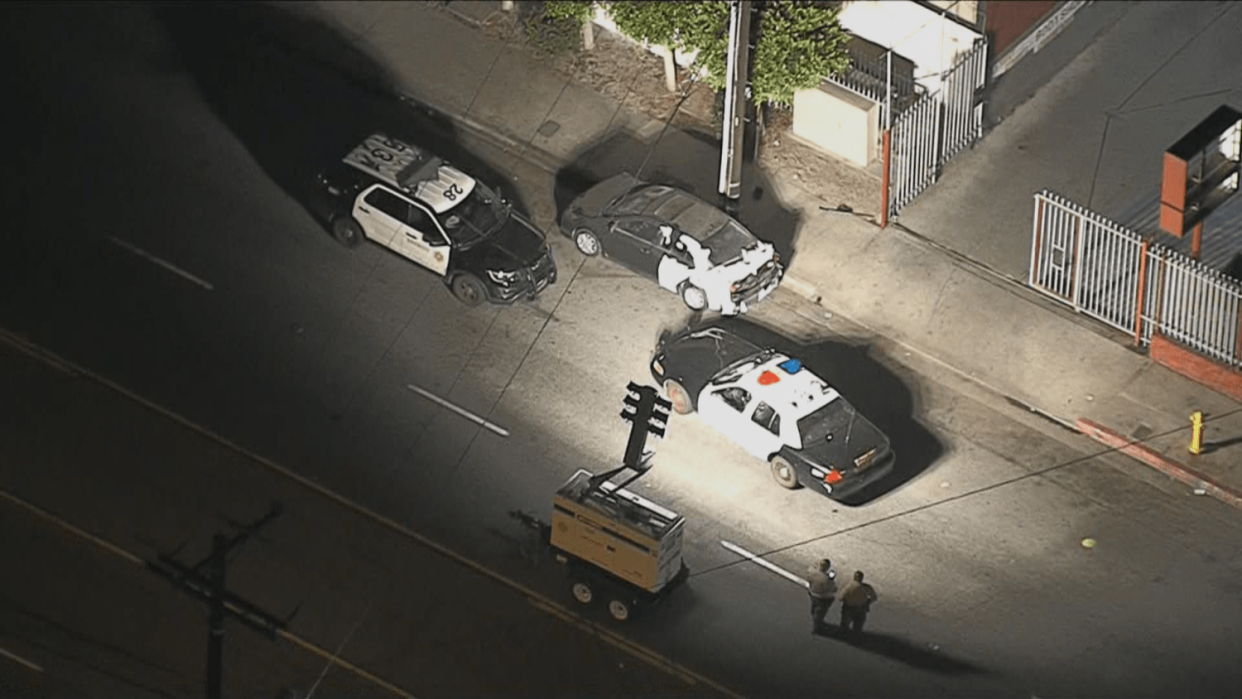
[560,173,783,315]
[650,327,895,501]
[313,133,557,307]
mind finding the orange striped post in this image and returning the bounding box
[1192,221,1203,259]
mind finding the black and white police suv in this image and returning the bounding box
[313,134,557,306]
[650,327,895,501]
[560,173,783,315]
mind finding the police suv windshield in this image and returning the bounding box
[436,184,508,246]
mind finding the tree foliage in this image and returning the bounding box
[601,0,849,107]
[543,0,594,24]
[750,1,850,106]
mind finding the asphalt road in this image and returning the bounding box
[3,3,1242,698]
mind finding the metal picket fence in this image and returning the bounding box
[1029,191,1242,367]
[886,39,987,219]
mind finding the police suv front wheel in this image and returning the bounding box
[450,273,487,307]
[331,217,364,248]
[770,455,802,490]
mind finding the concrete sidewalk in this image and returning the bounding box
[285,1,1242,509]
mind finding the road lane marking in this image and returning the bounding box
[0,331,739,699]
[0,646,43,673]
[0,328,77,376]
[0,488,417,699]
[720,540,808,589]
[405,383,510,437]
[0,488,144,566]
[107,236,215,291]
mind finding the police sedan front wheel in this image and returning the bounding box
[331,217,364,248]
[573,229,601,256]
[770,455,802,490]
[451,274,487,307]
[663,379,693,415]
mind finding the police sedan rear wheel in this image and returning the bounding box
[680,283,708,311]
[574,229,601,256]
[663,379,693,415]
[331,217,364,248]
[450,273,487,307]
[770,455,802,490]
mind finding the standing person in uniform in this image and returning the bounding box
[806,558,837,635]
[837,570,878,635]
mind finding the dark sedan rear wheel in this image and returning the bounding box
[663,379,693,415]
[680,283,708,311]
[770,455,802,490]
[574,229,601,256]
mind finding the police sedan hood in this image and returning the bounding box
[658,327,766,394]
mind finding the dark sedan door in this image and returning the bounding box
[606,217,664,280]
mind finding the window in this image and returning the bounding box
[616,218,664,244]
[364,188,410,221]
[751,401,780,435]
[715,386,750,413]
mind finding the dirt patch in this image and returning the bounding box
[473,6,880,213]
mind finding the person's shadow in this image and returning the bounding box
[814,624,988,676]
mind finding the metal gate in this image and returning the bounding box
[1030,191,1242,367]
[886,39,987,219]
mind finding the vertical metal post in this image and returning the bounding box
[1134,240,1149,345]
[206,534,226,699]
[880,130,892,228]
[719,0,751,210]
[1192,221,1203,259]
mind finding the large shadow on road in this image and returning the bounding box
[152,2,530,230]
[816,626,988,676]
[668,316,944,505]
[554,127,802,264]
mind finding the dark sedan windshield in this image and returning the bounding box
[702,220,755,265]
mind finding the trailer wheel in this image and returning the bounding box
[607,598,634,622]
[570,579,595,605]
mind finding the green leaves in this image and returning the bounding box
[751,1,849,106]
[543,0,595,24]
[599,1,848,106]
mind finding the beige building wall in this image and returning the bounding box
[792,82,879,168]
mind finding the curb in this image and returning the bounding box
[1075,418,1242,509]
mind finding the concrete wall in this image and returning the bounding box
[791,81,878,168]
[838,0,982,95]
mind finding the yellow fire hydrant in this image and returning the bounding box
[1189,411,1204,455]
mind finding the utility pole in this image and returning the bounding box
[718,0,752,216]
[147,502,294,699]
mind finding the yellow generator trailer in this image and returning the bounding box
[545,468,689,621]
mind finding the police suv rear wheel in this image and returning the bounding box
[574,229,600,256]
[608,598,633,622]
[450,274,487,307]
[332,217,364,248]
[680,283,708,311]
[770,455,802,490]
[663,379,693,415]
